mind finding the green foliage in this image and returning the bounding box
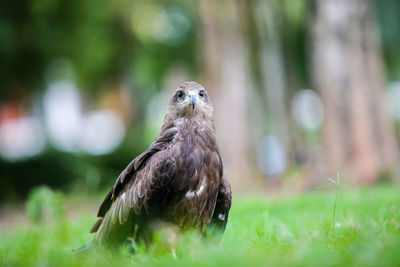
[0,0,196,198]
[1,186,400,266]
[26,186,66,224]
[0,0,195,96]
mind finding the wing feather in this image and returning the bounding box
[208,173,232,231]
[96,124,177,218]
[92,150,177,245]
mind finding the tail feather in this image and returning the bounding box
[90,218,103,233]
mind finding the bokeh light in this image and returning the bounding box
[291,90,324,131]
[0,116,45,161]
[43,81,83,152]
[79,110,125,156]
[131,4,191,45]
[387,81,400,121]
[257,135,287,177]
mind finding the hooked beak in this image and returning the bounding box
[189,94,197,110]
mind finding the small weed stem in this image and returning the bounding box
[332,173,340,235]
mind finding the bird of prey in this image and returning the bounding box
[89,81,232,247]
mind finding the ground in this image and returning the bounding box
[0,185,399,266]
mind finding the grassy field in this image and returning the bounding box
[0,185,399,266]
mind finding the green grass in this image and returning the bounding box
[1,186,400,266]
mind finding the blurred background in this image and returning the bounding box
[1,0,400,202]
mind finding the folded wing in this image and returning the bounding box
[89,126,177,246]
[209,174,232,231]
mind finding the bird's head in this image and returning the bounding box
[167,81,213,119]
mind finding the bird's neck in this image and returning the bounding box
[174,117,215,137]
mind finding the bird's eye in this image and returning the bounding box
[176,90,185,99]
[199,90,205,97]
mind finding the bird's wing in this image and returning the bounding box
[91,150,177,245]
[95,125,177,219]
[209,173,232,231]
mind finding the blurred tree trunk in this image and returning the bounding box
[253,0,290,150]
[311,0,398,183]
[198,0,251,187]
[244,0,293,182]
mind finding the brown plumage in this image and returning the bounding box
[89,81,232,247]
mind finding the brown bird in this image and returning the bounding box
[89,81,232,247]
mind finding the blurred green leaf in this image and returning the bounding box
[26,186,65,224]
